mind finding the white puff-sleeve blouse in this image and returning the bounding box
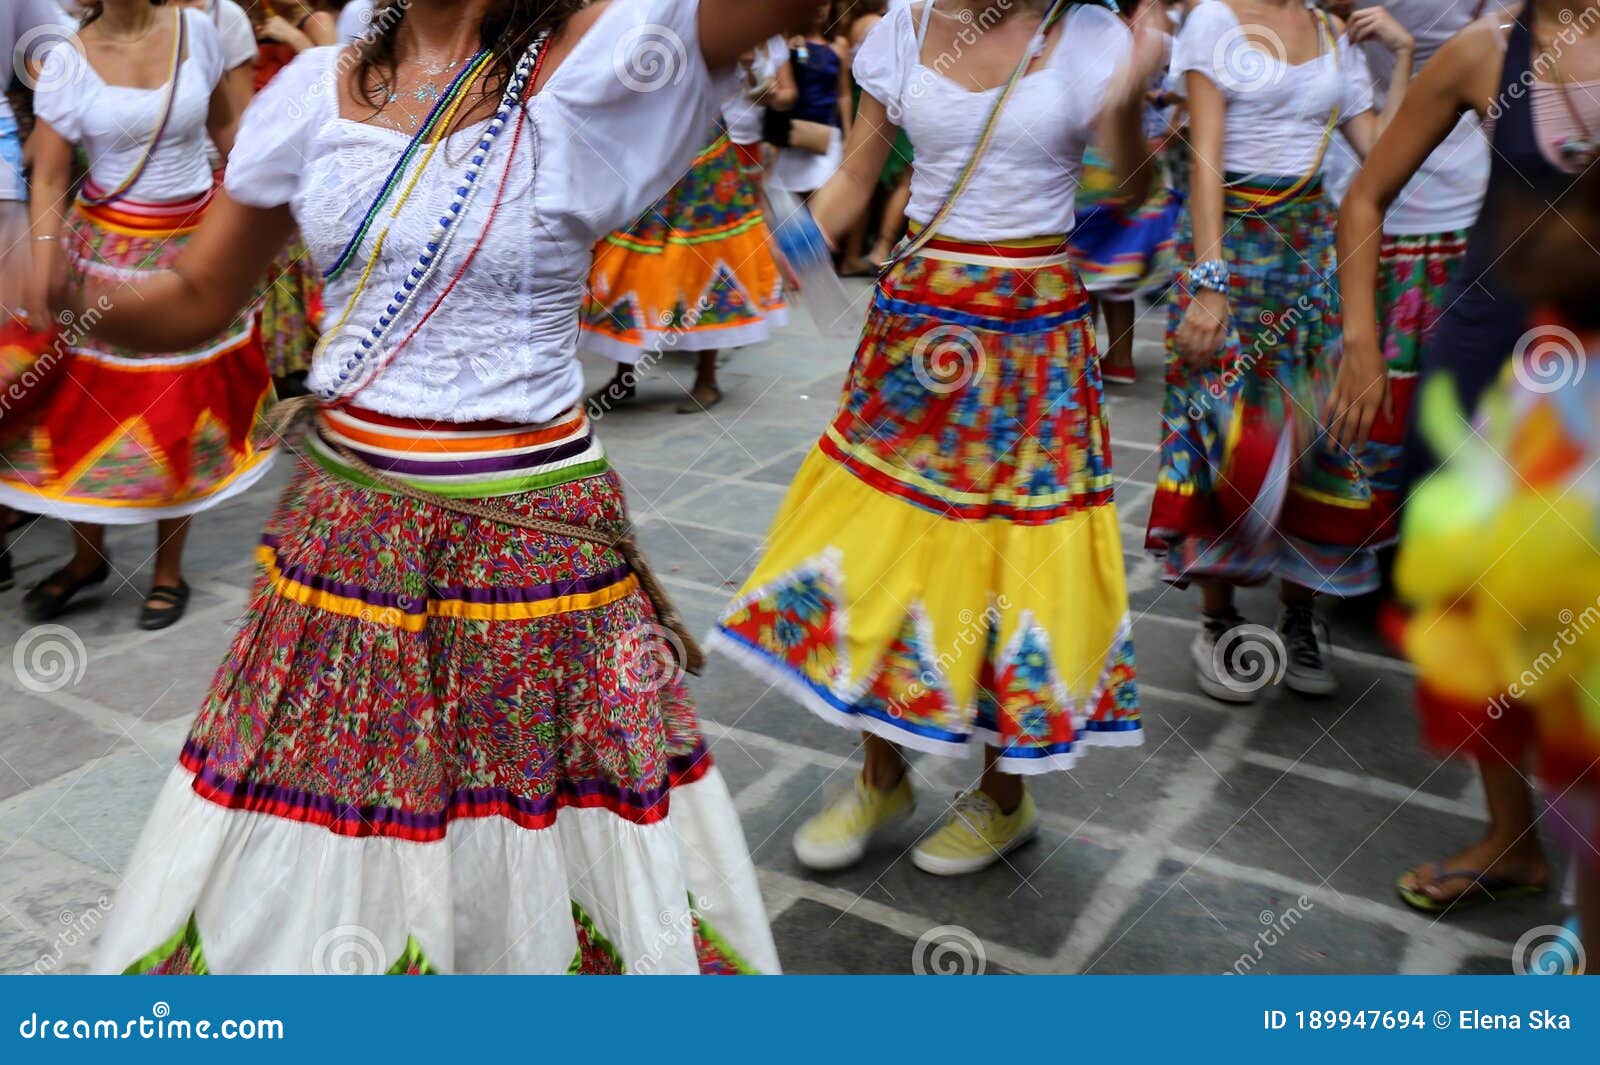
[224,0,734,424]
[34,8,224,202]
[1170,0,1375,177]
[852,2,1130,243]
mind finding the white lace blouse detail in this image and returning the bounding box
[224,0,731,424]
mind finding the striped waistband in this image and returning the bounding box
[309,405,609,499]
[75,186,212,236]
[1222,172,1325,215]
[903,225,1073,268]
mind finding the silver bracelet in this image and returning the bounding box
[33,235,59,243]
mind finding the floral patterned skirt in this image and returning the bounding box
[1146,176,1380,596]
[93,406,778,975]
[711,236,1141,774]
[1068,146,1183,300]
[257,230,323,379]
[580,133,787,362]
[0,191,276,523]
[1363,229,1470,546]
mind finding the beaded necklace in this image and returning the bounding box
[318,34,550,403]
[323,48,494,282]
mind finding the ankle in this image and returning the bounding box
[860,760,905,792]
[980,777,1023,815]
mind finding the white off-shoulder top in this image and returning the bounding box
[224,0,731,424]
[853,2,1132,242]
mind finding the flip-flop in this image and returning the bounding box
[1395,864,1549,914]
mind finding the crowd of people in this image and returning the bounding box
[0,0,1595,974]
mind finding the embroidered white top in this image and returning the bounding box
[853,2,1131,242]
[1170,0,1375,178]
[224,0,732,424]
[34,8,224,202]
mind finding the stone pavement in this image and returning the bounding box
[0,285,1569,975]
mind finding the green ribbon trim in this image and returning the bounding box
[567,900,626,975]
[309,444,610,500]
[123,914,210,975]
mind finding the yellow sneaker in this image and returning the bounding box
[793,775,915,871]
[911,788,1038,876]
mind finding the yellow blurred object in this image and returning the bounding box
[1403,606,1506,704]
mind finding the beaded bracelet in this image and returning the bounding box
[1187,259,1230,294]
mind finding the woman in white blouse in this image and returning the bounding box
[711,0,1163,878]
[1146,0,1411,702]
[50,0,813,976]
[7,0,267,632]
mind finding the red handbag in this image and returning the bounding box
[0,316,69,443]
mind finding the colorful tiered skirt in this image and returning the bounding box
[1146,175,1380,595]
[257,232,323,380]
[0,190,275,523]
[580,134,787,361]
[93,405,779,975]
[1067,147,1182,299]
[710,233,1141,774]
[1362,229,1470,545]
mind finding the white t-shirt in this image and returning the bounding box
[223,0,734,424]
[855,2,1131,241]
[1170,1,1375,177]
[722,35,786,146]
[1354,0,1495,235]
[336,0,376,45]
[34,8,225,202]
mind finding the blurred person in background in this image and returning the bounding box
[7,0,273,630]
[769,0,853,196]
[1146,0,1411,701]
[713,0,1164,877]
[1335,0,1597,915]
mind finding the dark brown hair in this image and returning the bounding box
[1499,166,1600,329]
[354,0,587,118]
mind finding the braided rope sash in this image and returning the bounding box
[258,396,706,675]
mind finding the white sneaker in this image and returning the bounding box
[1192,610,1261,704]
[1279,602,1337,696]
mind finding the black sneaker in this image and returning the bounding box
[1278,601,1337,696]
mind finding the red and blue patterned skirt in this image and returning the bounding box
[94,406,778,975]
[1147,175,1382,596]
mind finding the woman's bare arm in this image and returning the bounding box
[61,194,296,352]
[808,92,897,244]
[1328,24,1502,449]
[25,123,76,325]
[700,0,819,68]
[1174,69,1229,367]
[206,78,239,162]
[835,34,855,139]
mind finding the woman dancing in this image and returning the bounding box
[1335,0,1596,916]
[712,0,1162,876]
[8,0,269,631]
[61,0,811,976]
[1146,0,1411,701]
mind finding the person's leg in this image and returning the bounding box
[1100,298,1137,381]
[138,517,192,629]
[861,733,908,789]
[677,350,722,413]
[1399,757,1549,907]
[978,746,1023,814]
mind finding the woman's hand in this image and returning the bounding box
[257,15,313,53]
[1346,7,1413,55]
[25,240,71,327]
[1325,328,1391,452]
[1176,287,1230,370]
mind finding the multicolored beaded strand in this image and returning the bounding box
[323,48,494,282]
[319,35,549,403]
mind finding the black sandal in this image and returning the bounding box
[22,559,112,622]
[0,545,13,593]
[138,580,191,631]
